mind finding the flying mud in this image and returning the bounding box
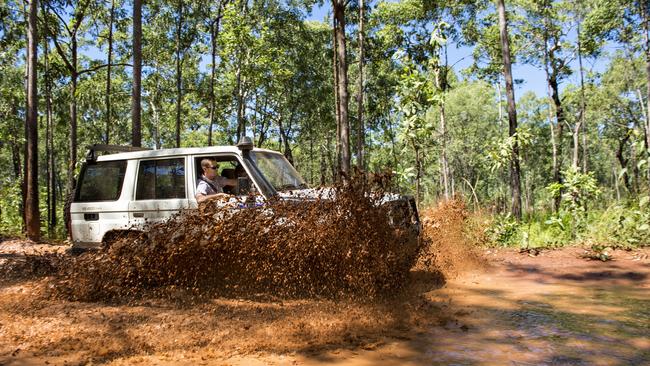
[48,178,425,302]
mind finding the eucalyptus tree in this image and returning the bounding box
[356,0,366,169]
[443,81,501,207]
[515,0,574,211]
[373,0,482,199]
[172,0,201,147]
[592,54,647,194]
[91,0,130,145]
[584,0,650,185]
[41,0,97,194]
[216,0,259,144]
[132,0,142,147]
[0,0,27,223]
[25,0,39,240]
[205,0,230,146]
[496,0,521,219]
[372,0,448,197]
[0,60,26,232]
[332,0,351,177]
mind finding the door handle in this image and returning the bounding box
[84,213,98,221]
[133,212,145,218]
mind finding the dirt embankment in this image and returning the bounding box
[1,197,648,365]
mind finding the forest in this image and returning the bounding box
[1,0,649,249]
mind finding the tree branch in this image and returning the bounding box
[78,62,133,76]
[72,0,91,35]
[41,4,74,72]
[45,2,72,36]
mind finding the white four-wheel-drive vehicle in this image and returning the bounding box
[70,138,420,250]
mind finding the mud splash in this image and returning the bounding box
[415,198,486,278]
[50,178,422,302]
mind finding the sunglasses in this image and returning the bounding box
[206,165,218,170]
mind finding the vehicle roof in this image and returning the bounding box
[94,145,280,162]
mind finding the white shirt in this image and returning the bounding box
[196,176,227,196]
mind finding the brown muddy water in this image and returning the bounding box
[0,197,648,365]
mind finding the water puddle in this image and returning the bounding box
[417,259,650,366]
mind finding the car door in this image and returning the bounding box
[128,156,190,228]
[71,159,129,245]
[189,153,265,208]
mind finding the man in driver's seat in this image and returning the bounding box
[195,157,237,203]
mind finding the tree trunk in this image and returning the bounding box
[616,132,632,193]
[575,19,587,171]
[496,81,503,125]
[440,104,450,199]
[68,64,78,210]
[612,160,620,201]
[9,107,24,230]
[332,15,341,179]
[639,88,650,184]
[437,44,451,200]
[41,3,83,206]
[497,0,521,220]
[412,141,421,210]
[320,143,327,185]
[278,117,294,164]
[543,2,563,212]
[333,0,350,177]
[25,0,39,241]
[22,1,28,232]
[208,15,217,146]
[208,17,220,145]
[642,0,650,185]
[175,0,183,148]
[309,116,314,184]
[550,75,564,163]
[44,28,56,236]
[355,0,365,170]
[208,1,227,146]
[235,59,245,142]
[150,93,162,150]
[326,135,336,183]
[105,0,115,144]
[132,0,142,147]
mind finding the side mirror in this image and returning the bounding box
[237,176,251,195]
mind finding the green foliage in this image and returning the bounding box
[546,167,601,238]
[485,214,520,246]
[548,167,601,209]
[590,197,650,248]
[0,179,23,236]
[488,127,532,173]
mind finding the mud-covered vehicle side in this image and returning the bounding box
[70,138,420,251]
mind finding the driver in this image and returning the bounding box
[195,158,237,203]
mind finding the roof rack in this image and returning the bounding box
[85,144,152,163]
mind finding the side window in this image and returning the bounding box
[194,156,251,195]
[75,160,127,202]
[136,158,186,200]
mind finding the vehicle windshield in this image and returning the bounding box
[251,151,308,191]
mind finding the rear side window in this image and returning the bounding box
[136,158,186,200]
[75,161,127,202]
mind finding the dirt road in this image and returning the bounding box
[1,240,648,366]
